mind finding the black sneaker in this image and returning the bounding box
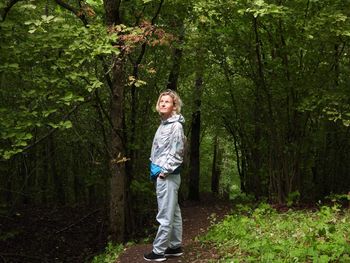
[164,247,183,257]
[143,251,167,262]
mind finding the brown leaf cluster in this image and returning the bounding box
[76,4,96,18]
[110,20,176,53]
[83,6,96,17]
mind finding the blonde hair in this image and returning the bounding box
[155,89,183,115]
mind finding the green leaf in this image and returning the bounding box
[59,120,72,129]
[42,109,57,117]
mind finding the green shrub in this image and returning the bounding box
[91,242,124,263]
[201,203,350,262]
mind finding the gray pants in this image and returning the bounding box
[153,173,182,255]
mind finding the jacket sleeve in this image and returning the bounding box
[161,122,185,174]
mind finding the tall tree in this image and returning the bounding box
[102,0,128,242]
[188,71,202,201]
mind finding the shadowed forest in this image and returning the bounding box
[1,0,350,262]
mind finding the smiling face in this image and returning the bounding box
[158,95,176,119]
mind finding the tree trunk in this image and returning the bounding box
[167,26,184,91]
[167,48,182,91]
[248,16,265,200]
[48,134,65,205]
[211,135,221,195]
[21,155,30,205]
[188,74,202,201]
[103,0,128,242]
[41,143,49,205]
[108,55,127,242]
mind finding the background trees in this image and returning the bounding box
[1,0,350,256]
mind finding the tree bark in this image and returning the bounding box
[108,55,127,242]
[103,0,128,242]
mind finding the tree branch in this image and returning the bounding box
[54,0,88,25]
[132,0,164,67]
[0,0,21,22]
[94,90,125,148]
[151,0,164,25]
[101,59,114,94]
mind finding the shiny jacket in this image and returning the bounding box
[150,114,185,174]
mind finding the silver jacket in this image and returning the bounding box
[150,114,185,174]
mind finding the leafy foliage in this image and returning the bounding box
[2,0,350,259]
[192,0,350,202]
[202,203,350,262]
[0,2,118,159]
[91,242,124,263]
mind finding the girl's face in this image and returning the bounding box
[158,95,175,119]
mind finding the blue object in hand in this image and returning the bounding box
[150,162,162,181]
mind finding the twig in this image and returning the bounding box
[55,208,101,234]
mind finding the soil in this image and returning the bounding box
[117,194,232,263]
[0,194,232,263]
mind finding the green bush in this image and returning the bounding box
[201,203,350,262]
[91,242,124,263]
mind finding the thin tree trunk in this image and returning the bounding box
[21,155,30,205]
[48,134,65,205]
[211,135,221,195]
[6,180,12,208]
[73,147,84,204]
[41,143,49,205]
[188,74,202,201]
[249,16,264,199]
[167,24,185,91]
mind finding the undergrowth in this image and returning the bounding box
[91,242,124,263]
[201,202,350,262]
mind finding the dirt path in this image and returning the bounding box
[116,195,232,263]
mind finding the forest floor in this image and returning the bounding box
[0,193,232,263]
[0,204,108,263]
[117,194,232,263]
